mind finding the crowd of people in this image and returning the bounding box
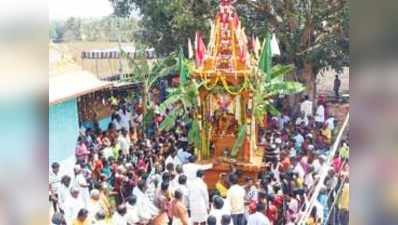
[49,94,349,225]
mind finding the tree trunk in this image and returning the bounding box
[303,62,317,107]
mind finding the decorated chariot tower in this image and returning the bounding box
[191,0,265,184]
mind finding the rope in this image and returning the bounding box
[296,113,350,225]
[323,174,348,225]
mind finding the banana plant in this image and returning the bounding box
[120,49,176,136]
[253,64,305,122]
[158,80,202,128]
[157,56,202,150]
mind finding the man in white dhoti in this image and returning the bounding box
[57,175,71,214]
[132,180,159,221]
[188,170,209,225]
[112,204,129,225]
[125,195,140,225]
[183,155,212,182]
[63,187,84,225]
[74,165,90,208]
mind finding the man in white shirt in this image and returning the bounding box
[172,174,189,209]
[279,113,290,130]
[293,161,306,179]
[58,175,71,213]
[132,180,159,220]
[73,165,90,208]
[312,155,326,174]
[315,103,325,126]
[177,148,191,165]
[226,174,246,225]
[325,116,335,131]
[63,187,84,225]
[182,155,212,182]
[300,95,313,118]
[295,112,309,126]
[247,203,271,225]
[188,170,209,225]
[112,114,123,131]
[49,162,61,212]
[125,195,142,225]
[117,128,131,157]
[112,204,128,225]
[87,189,103,220]
[118,106,131,131]
[293,132,304,148]
[125,195,140,225]
[165,151,177,167]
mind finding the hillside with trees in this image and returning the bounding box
[50,16,139,43]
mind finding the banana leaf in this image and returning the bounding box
[158,92,181,113]
[143,108,155,130]
[270,64,294,80]
[230,125,247,158]
[159,108,179,131]
[265,81,305,97]
[188,119,201,150]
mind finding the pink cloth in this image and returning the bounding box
[75,143,89,161]
[332,157,342,173]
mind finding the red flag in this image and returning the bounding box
[195,32,206,66]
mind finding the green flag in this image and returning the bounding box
[178,47,189,85]
[258,33,272,77]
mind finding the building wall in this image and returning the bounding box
[81,116,111,131]
[49,99,79,164]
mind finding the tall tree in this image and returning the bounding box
[110,0,349,99]
[109,0,218,56]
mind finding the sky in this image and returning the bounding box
[49,0,114,21]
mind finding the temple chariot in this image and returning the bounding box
[191,0,266,186]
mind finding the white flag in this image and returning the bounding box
[271,33,281,56]
[188,38,193,59]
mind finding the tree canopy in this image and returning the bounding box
[110,0,349,97]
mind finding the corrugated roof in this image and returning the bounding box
[49,70,112,105]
